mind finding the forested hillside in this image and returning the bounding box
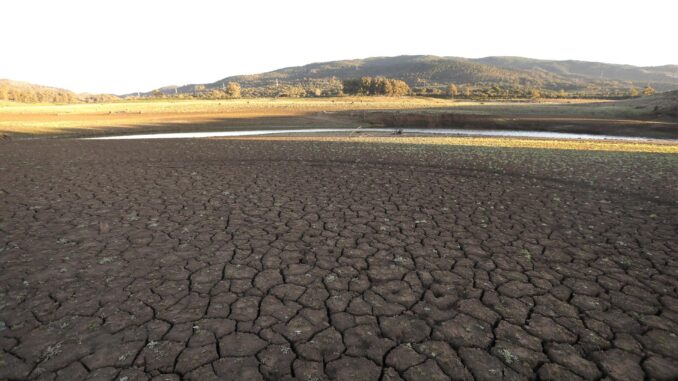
[161,55,678,98]
[0,79,117,103]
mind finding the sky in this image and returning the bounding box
[2,0,676,95]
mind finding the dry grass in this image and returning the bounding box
[0,97,628,137]
[226,136,678,154]
[0,97,457,115]
[0,98,441,136]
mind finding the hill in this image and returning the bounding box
[0,79,79,103]
[168,55,678,97]
[474,56,678,89]
[0,79,118,103]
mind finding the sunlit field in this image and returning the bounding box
[0,97,660,137]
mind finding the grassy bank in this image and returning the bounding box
[0,97,672,138]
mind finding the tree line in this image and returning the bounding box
[0,84,77,103]
[150,79,657,100]
[151,78,345,99]
[1,78,659,103]
[414,83,657,100]
[342,77,411,96]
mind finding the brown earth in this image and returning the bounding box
[1,138,677,380]
[2,97,678,139]
[351,111,678,139]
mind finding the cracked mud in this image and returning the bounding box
[0,138,677,380]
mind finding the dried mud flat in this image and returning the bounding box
[0,138,677,381]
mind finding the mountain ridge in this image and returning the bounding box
[4,54,678,99]
[165,55,678,96]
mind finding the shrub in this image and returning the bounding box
[225,82,241,98]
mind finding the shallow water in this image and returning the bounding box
[85,128,673,142]
[86,129,352,140]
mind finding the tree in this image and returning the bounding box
[342,79,364,95]
[207,89,225,99]
[225,82,241,98]
[530,88,541,99]
[372,77,389,95]
[381,78,394,95]
[341,77,410,97]
[8,89,19,102]
[446,84,458,98]
[490,85,503,98]
[389,79,410,96]
[290,86,306,97]
[642,86,655,96]
[362,77,374,95]
[628,87,639,97]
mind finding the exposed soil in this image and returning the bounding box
[350,111,678,139]
[0,138,677,380]
[3,97,677,140]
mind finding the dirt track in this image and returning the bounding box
[1,138,677,380]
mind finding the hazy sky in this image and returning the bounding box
[3,0,676,94]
